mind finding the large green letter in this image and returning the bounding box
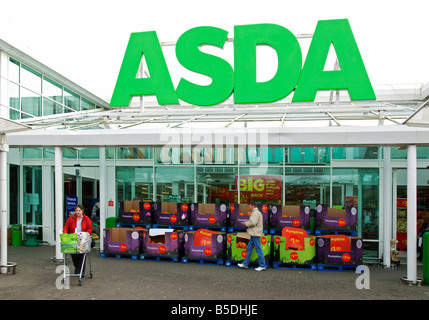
[175,26,234,106]
[234,24,302,104]
[110,31,179,107]
[292,19,375,102]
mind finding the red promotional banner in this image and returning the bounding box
[282,227,308,250]
[236,175,282,200]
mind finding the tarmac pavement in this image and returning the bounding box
[0,244,428,304]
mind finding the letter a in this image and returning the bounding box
[110,31,179,107]
[293,19,376,102]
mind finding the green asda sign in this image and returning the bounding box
[110,19,375,107]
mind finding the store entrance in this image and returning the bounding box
[63,166,100,221]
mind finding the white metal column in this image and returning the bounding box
[383,147,392,267]
[407,144,417,283]
[99,147,106,252]
[0,134,9,273]
[55,147,63,261]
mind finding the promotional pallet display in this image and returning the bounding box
[102,201,364,272]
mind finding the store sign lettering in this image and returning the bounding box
[110,19,375,107]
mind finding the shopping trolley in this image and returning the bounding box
[60,232,94,286]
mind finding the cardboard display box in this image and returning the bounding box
[226,232,271,263]
[154,202,191,226]
[315,204,357,231]
[270,205,311,230]
[316,235,363,265]
[190,203,228,227]
[103,228,144,256]
[142,228,184,257]
[118,201,154,225]
[229,203,269,230]
[184,229,226,260]
[272,228,316,265]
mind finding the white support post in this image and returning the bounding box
[383,147,392,267]
[99,147,106,252]
[407,145,417,283]
[55,147,63,261]
[0,134,9,273]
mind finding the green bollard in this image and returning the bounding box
[424,232,429,285]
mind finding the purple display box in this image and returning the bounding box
[316,236,363,265]
[153,202,191,226]
[118,201,154,225]
[315,204,357,231]
[103,228,143,255]
[190,203,227,227]
[184,231,226,260]
[142,228,184,257]
[270,205,311,230]
[229,203,269,229]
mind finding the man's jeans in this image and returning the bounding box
[242,236,267,268]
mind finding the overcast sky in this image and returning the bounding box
[0,0,428,103]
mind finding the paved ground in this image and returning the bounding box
[1,244,427,301]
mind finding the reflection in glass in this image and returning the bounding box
[21,64,41,93]
[21,87,41,117]
[43,77,62,103]
[64,88,80,112]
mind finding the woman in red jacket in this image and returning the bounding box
[63,204,93,275]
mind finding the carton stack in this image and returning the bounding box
[270,205,311,233]
[226,232,271,267]
[153,202,191,227]
[190,203,228,230]
[315,204,357,235]
[316,235,363,271]
[272,227,317,269]
[118,200,155,226]
[102,228,144,259]
[140,228,184,261]
[229,203,269,232]
[183,228,226,264]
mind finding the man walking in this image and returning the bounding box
[238,201,267,271]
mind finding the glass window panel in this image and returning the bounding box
[23,148,43,159]
[285,147,330,164]
[196,166,237,203]
[155,167,194,202]
[63,148,77,159]
[64,88,80,112]
[284,167,331,206]
[21,87,41,117]
[244,147,284,166]
[9,58,20,83]
[79,148,99,159]
[9,164,20,224]
[9,82,20,119]
[332,168,379,244]
[117,147,152,159]
[105,148,115,159]
[116,167,153,202]
[43,98,62,116]
[81,97,95,111]
[43,148,55,159]
[23,166,43,226]
[332,147,379,160]
[43,77,62,103]
[21,64,41,93]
